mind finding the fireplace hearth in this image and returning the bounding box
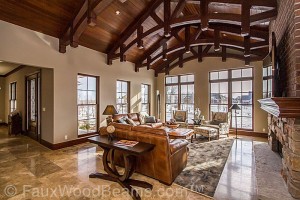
[259,98,300,198]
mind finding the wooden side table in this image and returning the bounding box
[88,136,155,200]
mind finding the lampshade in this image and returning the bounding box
[102,105,118,115]
[229,104,241,110]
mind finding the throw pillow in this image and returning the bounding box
[144,116,156,123]
[117,117,128,124]
[126,118,137,126]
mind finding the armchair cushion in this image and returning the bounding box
[173,110,187,122]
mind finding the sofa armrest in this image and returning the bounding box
[169,139,189,155]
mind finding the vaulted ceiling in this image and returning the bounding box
[0,0,277,75]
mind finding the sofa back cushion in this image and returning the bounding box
[132,126,167,136]
[110,122,132,131]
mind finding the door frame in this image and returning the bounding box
[25,71,41,142]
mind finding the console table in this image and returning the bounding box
[88,136,155,200]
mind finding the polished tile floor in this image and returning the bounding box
[0,126,280,200]
[214,139,258,200]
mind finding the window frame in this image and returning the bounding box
[77,73,99,137]
[9,82,17,113]
[209,68,254,130]
[165,74,194,122]
[141,84,151,115]
[263,65,273,98]
[116,80,130,114]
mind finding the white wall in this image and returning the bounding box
[0,21,156,144]
[157,58,268,133]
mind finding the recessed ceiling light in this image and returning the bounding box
[223,34,227,37]
[163,58,168,61]
[214,11,218,13]
[115,10,120,15]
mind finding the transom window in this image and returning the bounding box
[77,74,98,136]
[141,84,150,115]
[263,65,273,98]
[9,82,17,113]
[210,68,253,130]
[165,74,194,122]
[116,80,130,114]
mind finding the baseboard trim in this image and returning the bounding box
[41,134,98,150]
[229,130,268,138]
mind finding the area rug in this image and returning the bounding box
[174,137,234,197]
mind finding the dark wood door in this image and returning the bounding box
[26,73,40,141]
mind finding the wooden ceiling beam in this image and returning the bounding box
[244,35,250,57]
[198,45,203,62]
[200,0,209,31]
[164,0,171,37]
[121,18,268,58]
[171,0,186,19]
[158,50,263,74]
[241,0,250,36]
[59,0,112,52]
[107,0,164,63]
[135,27,184,67]
[250,9,277,26]
[185,26,191,53]
[214,29,220,51]
[222,46,226,62]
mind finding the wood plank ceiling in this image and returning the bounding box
[0,0,277,75]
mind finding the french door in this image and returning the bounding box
[26,72,41,141]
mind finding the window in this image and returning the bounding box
[9,82,17,113]
[116,80,130,114]
[141,84,150,115]
[210,68,253,130]
[77,75,98,135]
[165,74,194,121]
[263,65,273,98]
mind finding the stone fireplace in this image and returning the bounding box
[259,98,300,198]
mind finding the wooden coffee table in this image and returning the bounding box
[88,136,155,200]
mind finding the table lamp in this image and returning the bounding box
[103,105,118,125]
[229,104,241,139]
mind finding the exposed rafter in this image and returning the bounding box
[59,0,114,53]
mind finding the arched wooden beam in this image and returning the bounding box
[143,38,268,66]
[156,51,264,75]
[123,18,269,55]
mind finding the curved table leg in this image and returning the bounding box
[89,147,153,200]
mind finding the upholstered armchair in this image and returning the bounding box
[173,110,189,128]
[202,112,231,137]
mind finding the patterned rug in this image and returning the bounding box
[174,137,234,197]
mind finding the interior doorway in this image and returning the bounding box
[26,72,41,142]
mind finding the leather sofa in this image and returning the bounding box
[112,113,163,128]
[99,122,189,185]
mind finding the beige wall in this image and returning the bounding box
[3,67,54,143]
[157,58,268,133]
[0,77,5,123]
[0,21,156,144]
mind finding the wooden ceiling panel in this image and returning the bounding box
[0,0,84,37]
[0,0,277,74]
